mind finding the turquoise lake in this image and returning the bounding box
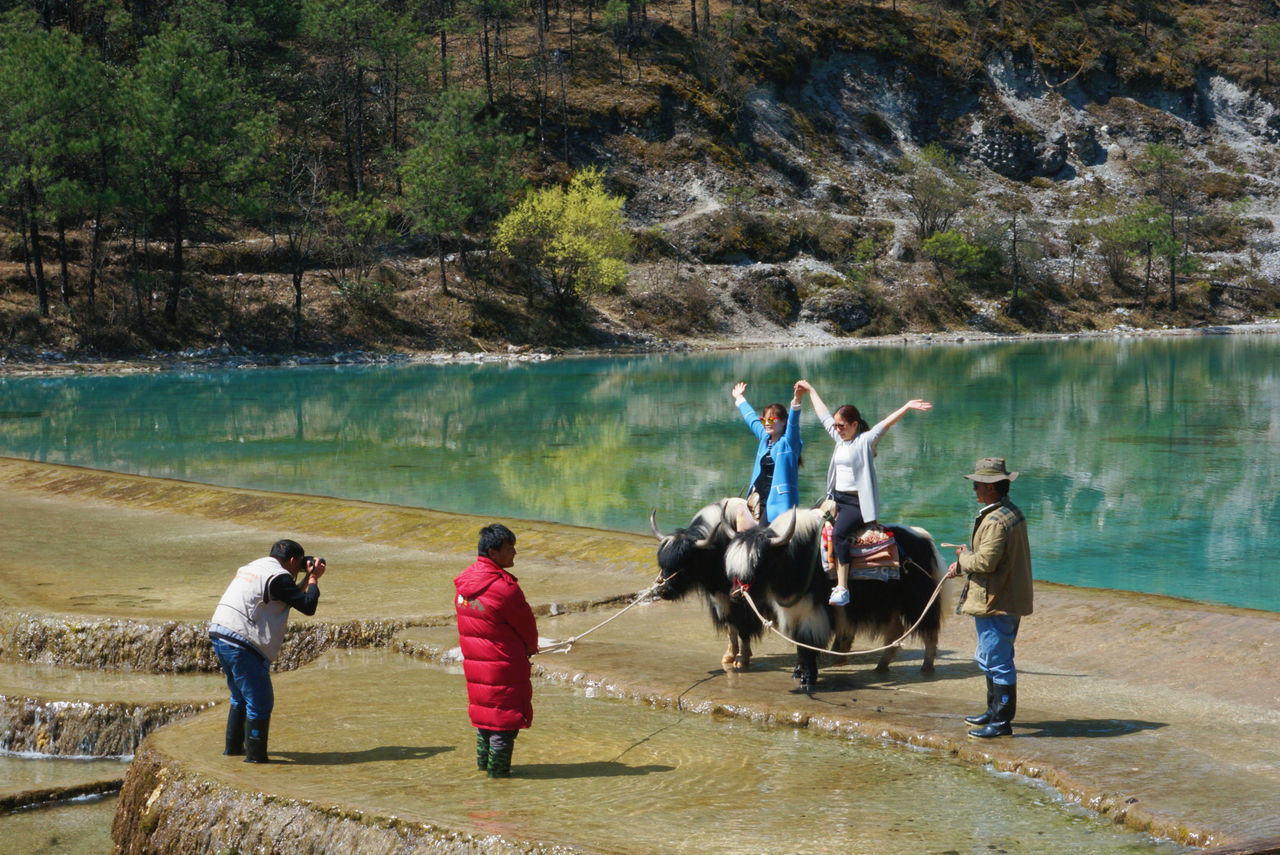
[1,333,1276,611]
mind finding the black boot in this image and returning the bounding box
[244,716,271,763]
[968,684,1016,739]
[475,732,491,771]
[964,676,996,726]
[223,705,247,755]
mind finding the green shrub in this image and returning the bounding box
[921,229,1003,285]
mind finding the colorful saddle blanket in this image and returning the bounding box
[822,522,901,582]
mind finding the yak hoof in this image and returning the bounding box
[873,662,891,675]
[920,661,935,674]
[722,652,737,669]
[735,656,750,672]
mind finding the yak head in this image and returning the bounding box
[651,497,749,600]
[724,507,824,590]
[724,506,797,588]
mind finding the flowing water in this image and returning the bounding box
[0,334,1276,610]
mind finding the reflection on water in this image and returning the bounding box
[0,335,1276,610]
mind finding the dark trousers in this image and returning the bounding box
[478,728,517,752]
[831,491,867,565]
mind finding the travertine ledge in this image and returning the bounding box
[113,747,587,855]
[0,609,411,673]
[0,695,210,757]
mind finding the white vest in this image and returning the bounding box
[210,556,294,662]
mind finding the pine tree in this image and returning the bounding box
[400,86,525,294]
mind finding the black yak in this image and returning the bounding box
[724,507,945,691]
[651,497,766,671]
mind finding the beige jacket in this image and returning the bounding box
[957,498,1033,617]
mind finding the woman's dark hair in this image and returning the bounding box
[835,404,870,433]
[269,539,305,562]
[478,523,516,556]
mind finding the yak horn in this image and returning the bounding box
[767,506,798,547]
[649,510,665,542]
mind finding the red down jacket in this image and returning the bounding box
[454,556,539,731]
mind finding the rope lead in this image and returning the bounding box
[533,578,667,655]
[736,562,949,658]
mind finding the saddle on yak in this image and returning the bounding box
[820,516,901,583]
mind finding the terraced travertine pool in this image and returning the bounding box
[10,460,1280,853]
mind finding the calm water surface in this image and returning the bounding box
[1,334,1276,610]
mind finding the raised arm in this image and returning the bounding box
[795,380,830,422]
[878,399,933,431]
[732,381,767,440]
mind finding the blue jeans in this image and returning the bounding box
[973,614,1021,686]
[212,637,274,720]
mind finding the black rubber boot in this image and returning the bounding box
[244,716,271,763]
[968,684,1016,739]
[487,742,513,778]
[475,732,491,771]
[223,705,247,755]
[964,675,996,726]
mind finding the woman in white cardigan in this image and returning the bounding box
[795,380,932,605]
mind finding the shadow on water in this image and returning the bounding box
[514,761,676,779]
[1017,719,1167,739]
[273,745,453,765]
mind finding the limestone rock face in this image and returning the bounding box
[728,266,801,323]
[969,115,1069,180]
[799,288,873,332]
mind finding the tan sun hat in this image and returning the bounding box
[963,457,1019,483]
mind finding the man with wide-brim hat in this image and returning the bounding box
[945,457,1033,739]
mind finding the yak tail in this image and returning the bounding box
[900,524,955,616]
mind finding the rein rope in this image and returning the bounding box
[734,558,951,658]
[534,572,676,655]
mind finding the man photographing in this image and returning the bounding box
[209,539,326,762]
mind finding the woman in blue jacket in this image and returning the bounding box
[731,380,804,524]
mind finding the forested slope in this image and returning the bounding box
[2,0,1278,359]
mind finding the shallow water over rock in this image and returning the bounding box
[0,795,117,855]
[0,754,122,854]
[120,649,1189,855]
[3,460,1278,853]
[0,755,124,801]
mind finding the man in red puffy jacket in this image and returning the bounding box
[454,523,539,778]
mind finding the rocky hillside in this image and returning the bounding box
[2,0,1279,362]
[589,0,1280,348]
